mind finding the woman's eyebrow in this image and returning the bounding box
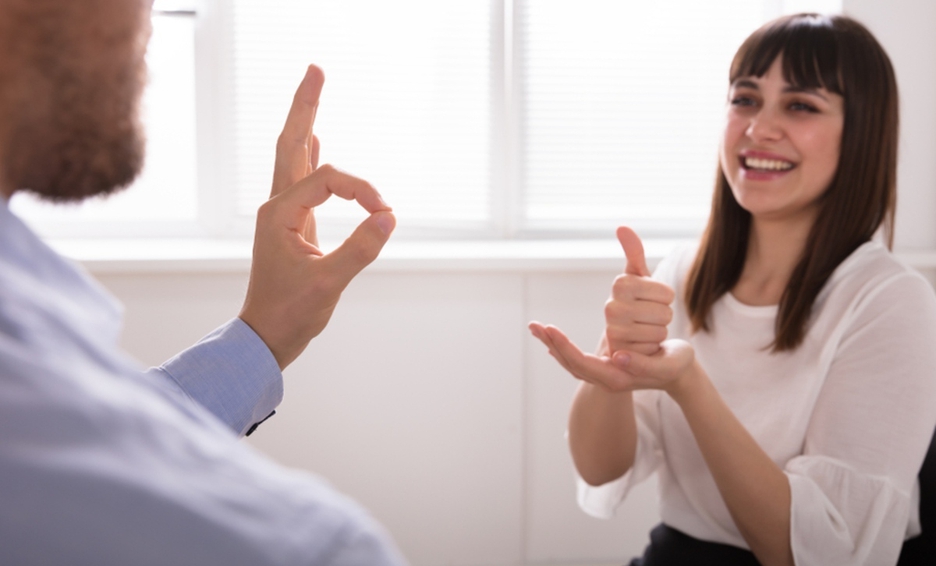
[731,79,759,90]
[730,78,832,103]
[782,85,830,101]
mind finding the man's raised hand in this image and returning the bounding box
[239,65,396,369]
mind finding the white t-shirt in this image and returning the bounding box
[577,241,936,565]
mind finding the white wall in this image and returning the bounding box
[89,1,936,564]
[98,265,660,565]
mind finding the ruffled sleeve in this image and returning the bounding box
[786,272,936,565]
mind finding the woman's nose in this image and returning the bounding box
[745,108,783,142]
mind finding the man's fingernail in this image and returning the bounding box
[613,352,630,367]
[377,213,395,236]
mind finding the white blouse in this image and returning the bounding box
[578,241,936,565]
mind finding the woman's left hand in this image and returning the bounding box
[529,322,698,396]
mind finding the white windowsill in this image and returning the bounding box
[48,237,696,274]
[46,237,936,275]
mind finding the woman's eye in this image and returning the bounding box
[789,101,818,113]
[730,96,756,107]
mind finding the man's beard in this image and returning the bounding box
[10,65,147,203]
[4,2,148,203]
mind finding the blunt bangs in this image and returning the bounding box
[729,14,843,96]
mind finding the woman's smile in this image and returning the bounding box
[739,149,796,180]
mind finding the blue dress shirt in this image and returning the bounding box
[0,199,406,565]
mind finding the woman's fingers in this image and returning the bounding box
[611,273,676,305]
[529,322,582,380]
[605,295,673,325]
[529,322,634,391]
[606,319,667,344]
[605,291,671,357]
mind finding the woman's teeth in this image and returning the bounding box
[743,157,794,171]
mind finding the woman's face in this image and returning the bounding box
[720,56,844,224]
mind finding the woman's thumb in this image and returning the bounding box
[617,226,650,277]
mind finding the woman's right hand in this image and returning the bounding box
[603,226,675,357]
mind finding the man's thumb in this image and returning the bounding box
[325,211,395,284]
[616,226,650,277]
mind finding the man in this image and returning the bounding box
[0,0,404,563]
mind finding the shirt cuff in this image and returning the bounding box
[159,318,284,436]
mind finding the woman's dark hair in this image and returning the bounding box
[684,13,899,352]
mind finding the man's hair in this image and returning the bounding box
[684,13,899,352]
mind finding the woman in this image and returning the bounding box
[529,13,936,566]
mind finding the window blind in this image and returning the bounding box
[231,0,492,230]
[519,0,766,236]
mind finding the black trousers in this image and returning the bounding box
[628,524,761,566]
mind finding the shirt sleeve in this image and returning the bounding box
[0,332,406,566]
[786,272,936,565]
[147,318,284,437]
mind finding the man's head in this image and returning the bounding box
[0,0,151,202]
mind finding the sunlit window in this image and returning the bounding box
[11,0,842,241]
[230,0,492,235]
